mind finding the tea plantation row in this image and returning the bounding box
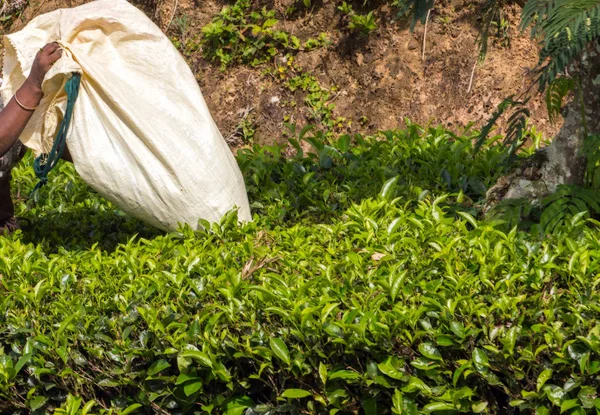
[1,124,599,414]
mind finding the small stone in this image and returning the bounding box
[407,38,419,51]
[355,53,364,66]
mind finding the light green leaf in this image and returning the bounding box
[281,389,312,398]
[423,402,455,413]
[457,211,478,228]
[402,376,432,394]
[179,350,213,368]
[176,372,200,385]
[29,396,47,411]
[319,362,328,384]
[535,406,550,415]
[472,401,488,413]
[503,326,518,355]
[380,176,399,201]
[15,353,31,375]
[378,356,405,380]
[97,378,119,387]
[472,348,489,369]
[418,342,443,361]
[223,396,254,415]
[329,370,361,382]
[389,271,407,302]
[269,338,291,365]
[560,399,580,413]
[537,369,552,391]
[392,389,403,414]
[578,386,596,408]
[184,380,203,396]
[120,404,142,415]
[543,385,566,406]
[82,400,97,415]
[147,359,170,376]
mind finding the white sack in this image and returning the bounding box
[1,0,252,231]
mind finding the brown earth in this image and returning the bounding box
[2,0,560,147]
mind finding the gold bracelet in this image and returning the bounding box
[14,91,38,111]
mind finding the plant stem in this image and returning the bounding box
[422,7,432,62]
[166,0,178,31]
[467,58,477,93]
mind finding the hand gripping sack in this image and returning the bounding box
[1,0,252,231]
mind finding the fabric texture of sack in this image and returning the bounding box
[1,0,252,231]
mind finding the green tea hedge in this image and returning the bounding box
[1,124,600,414]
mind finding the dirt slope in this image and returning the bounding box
[2,0,558,146]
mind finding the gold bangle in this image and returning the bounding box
[14,91,38,111]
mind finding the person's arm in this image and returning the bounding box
[0,42,63,157]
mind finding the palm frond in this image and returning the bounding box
[488,198,534,230]
[477,0,502,62]
[540,184,600,232]
[521,0,600,88]
[395,0,435,30]
[545,76,575,124]
[475,96,531,157]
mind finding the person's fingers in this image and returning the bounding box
[48,50,62,64]
[44,42,60,54]
[50,48,63,57]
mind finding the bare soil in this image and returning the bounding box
[2,0,559,146]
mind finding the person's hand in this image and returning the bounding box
[26,42,63,90]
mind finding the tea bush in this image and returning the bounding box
[2,124,600,414]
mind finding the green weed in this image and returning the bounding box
[200,0,328,70]
[338,2,378,35]
[170,15,201,57]
[0,0,27,28]
[269,58,346,134]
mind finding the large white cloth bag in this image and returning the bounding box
[1,0,252,231]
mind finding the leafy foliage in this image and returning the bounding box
[474,96,531,159]
[521,0,600,88]
[487,198,534,230]
[265,57,347,134]
[545,77,576,124]
[476,0,513,61]
[486,131,600,235]
[199,0,328,69]
[539,184,600,232]
[3,124,600,413]
[395,0,434,30]
[338,2,378,35]
[0,0,27,26]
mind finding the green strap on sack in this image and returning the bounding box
[32,72,81,193]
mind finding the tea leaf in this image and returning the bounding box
[270,337,291,365]
[281,389,312,398]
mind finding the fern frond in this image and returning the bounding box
[520,0,554,36]
[475,96,531,157]
[477,0,502,61]
[395,0,435,30]
[504,105,531,160]
[545,77,575,124]
[521,0,600,88]
[540,184,600,232]
[488,198,533,230]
